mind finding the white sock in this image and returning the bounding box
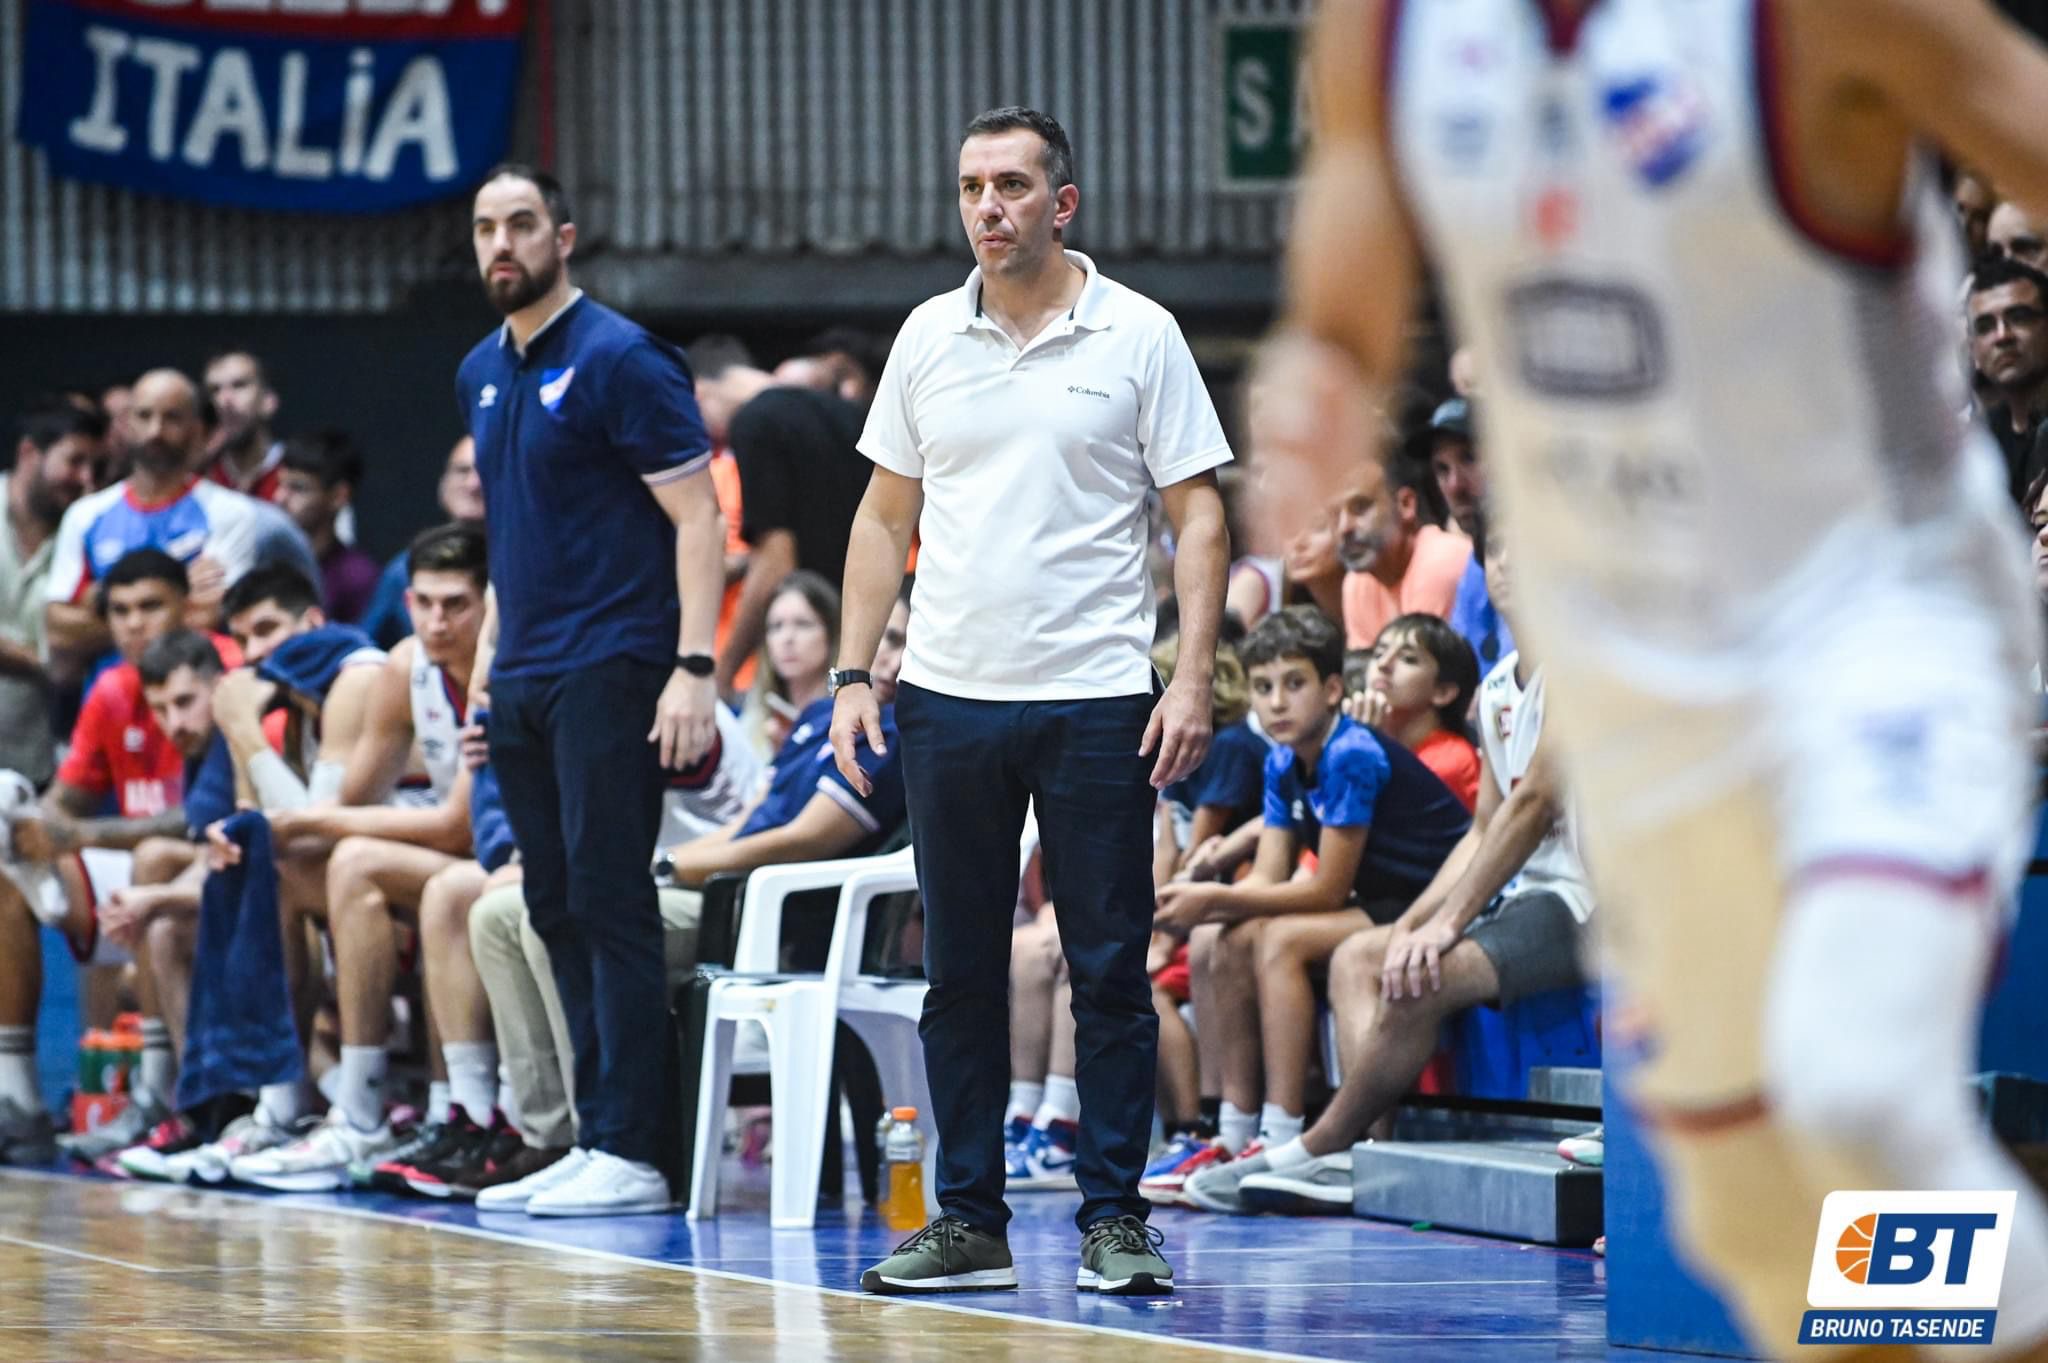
[258,1081,306,1129]
[1218,1101,1257,1155]
[496,1067,522,1131]
[427,1080,453,1125]
[1032,1074,1080,1128]
[0,1025,37,1109]
[442,1041,498,1124]
[1259,1103,1304,1148]
[336,1045,388,1133]
[1006,1080,1044,1125]
[1265,1136,1312,1171]
[138,1018,174,1103]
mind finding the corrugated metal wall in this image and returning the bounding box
[0,0,466,313]
[2,0,1303,313]
[557,0,1302,259]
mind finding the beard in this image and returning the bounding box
[131,438,187,479]
[24,476,78,526]
[1338,530,1385,574]
[484,252,561,316]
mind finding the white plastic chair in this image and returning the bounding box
[686,847,914,1228]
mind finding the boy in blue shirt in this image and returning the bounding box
[1155,606,1468,1166]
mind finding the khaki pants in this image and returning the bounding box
[469,883,702,1150]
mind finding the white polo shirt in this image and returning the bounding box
[860,251,1232,701]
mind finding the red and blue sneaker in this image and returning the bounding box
[1140,1133,1226,1205]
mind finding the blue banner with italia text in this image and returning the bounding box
[15,0,525,213]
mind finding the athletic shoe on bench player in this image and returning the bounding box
[1237,1143,1356,1216]
[524,1150,671,1217]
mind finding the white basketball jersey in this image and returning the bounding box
[659,704,764,847]
[1387,0,1997,689]
[407,651,465,805]
[1477,654,1593,923]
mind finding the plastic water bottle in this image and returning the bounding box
[881,1106,926,1232]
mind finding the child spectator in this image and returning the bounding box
[1349,613,1481,810]
[1155,606,1469,1161]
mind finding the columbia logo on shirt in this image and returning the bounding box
[1067,384,1111,401]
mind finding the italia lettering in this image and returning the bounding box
[123,1,510,16]
[66,27,459,183]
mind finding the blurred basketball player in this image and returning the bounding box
[1255,1,2048,1358]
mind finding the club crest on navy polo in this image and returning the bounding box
[457,290,711,677]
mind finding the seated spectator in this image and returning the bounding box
[1154,606,1469,1164]
[45,370,273,662]
[1428,402,1514,672]
[361,436,486,648]
[1337,445,1471,649]
[1,398,101,778]
[1346,613,1481,810]
[1967,256,2048,503]
[462,583,913,1216]
[0,552,239,1167]
[201,349,284,503]
[688,336,871,697]
[743,570,839,755]
[1184,532,1594,1215]
[1281,512,1345,625]
[275,434,379,624]
[1992,200,2047,271]
[1220,469,1284,633]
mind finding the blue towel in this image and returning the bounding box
[175,812,302,1111]
[256,624,380,708]
[183,733,237,839]
[470,763,517,873]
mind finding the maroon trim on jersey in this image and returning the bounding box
[1533,0,1598,54]
[439,669,468,726]
[1753,0,1913,271]
[1634,1090,1770,1136]
[1790,855,1993,903]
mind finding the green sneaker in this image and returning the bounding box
[1077,1214,1174,1295]
[859,1215,1019,1295]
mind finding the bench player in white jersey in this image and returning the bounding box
[1255,1,2048,1357]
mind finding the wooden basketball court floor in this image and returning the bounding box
[0,1162,1711,1362]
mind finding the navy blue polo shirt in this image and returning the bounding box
[738,697,907,853]
[457,293,711,677]
[1263,713,1471,905]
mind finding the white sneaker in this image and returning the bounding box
[1237,1151,1357,1216]
[1557,1127,1604,1169]
[525,1150,671,1217]
[476,1146,590,1213]
[168,1114,302,1186]
[230,1111,399,1192]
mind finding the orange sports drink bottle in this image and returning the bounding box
[881,1107,926,1231]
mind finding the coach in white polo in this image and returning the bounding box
[833,107,1229,1297]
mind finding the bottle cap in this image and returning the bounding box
[890,1106,918,1121]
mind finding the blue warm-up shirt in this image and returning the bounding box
[737,696,906,852]
[1163,720,1269,826]
[1263,713,1471,905]
[457,292,712,677]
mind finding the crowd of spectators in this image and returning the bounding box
[0,165,2038,1224]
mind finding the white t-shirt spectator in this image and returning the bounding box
[859,251,1232,700]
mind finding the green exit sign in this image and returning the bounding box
[1220,18,1308,191]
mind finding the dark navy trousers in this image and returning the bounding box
[894,680,1160,1233]
[488,655,670,1166]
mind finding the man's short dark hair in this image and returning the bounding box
[1969,254,2048,304]
[139,629,226,688]
[203,347,270,390]
[1240,605,1345,682]
[223,564,320,622]
[98,549,188,609]
[16,396,105,454]
[478,161,574,228]
[685,334,756,382]
[279,430,364,492]
[1376,612,1481,732]
[407,522,488,591]
[1387,447,1449,528]
[799,326,893,387]
[963,106,1075,190]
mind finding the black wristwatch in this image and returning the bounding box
[829,668,872,695]
[675,653,715,678]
